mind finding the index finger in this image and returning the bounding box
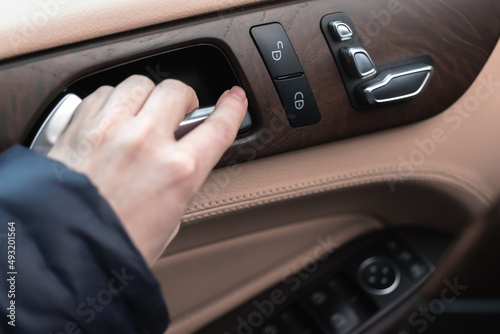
[177,86,248,176]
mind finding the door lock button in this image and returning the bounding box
[251,23,304,79]
[274,75,321,127]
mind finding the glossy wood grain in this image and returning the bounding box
[0,0,498,167]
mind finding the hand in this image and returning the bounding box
[48,75,248,266]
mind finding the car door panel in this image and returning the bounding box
[0,0,498,333]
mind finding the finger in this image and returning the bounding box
[97,75,155,121]
[178,86,247,177]
[137,79,199,135]
[72,86,114,122]
[58,86,114,142]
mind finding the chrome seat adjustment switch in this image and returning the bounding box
[329,21,353,42]
[321,12,434,110]
[341,47,377,79]
[358,65,434,105]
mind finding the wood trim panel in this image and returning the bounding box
[0,0,498,166]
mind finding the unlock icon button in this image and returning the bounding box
[251,23,303,79]
[272,41,284,61]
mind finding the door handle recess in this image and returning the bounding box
[30,94,252,156]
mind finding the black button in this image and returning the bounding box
[274,75,321,127]
[261,325,280,334]
[408,262,427,280]
[310,291,328,306]
[354,53,376,77]
[328,304,359,334]
[385,239,401,252]
[251,23,304,79]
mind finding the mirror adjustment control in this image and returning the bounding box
[274,75,321,127]
[358,257,401,295]
[341,47,376,79]
[251,23,304,79]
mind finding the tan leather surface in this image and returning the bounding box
[159,180,478,333]
[184,39,500,225]
[0,0,265,61]
[156,41,499,332]
[155,215,382,334]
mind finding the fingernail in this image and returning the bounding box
[229,86,246,101]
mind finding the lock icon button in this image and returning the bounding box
[294,92,305,110]
[274,75,321,127]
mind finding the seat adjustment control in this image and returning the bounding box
[358,65,434,105]
[341,47,376,79]
[321,12,433,110]
[329,21,353,41]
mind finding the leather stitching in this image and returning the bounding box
[183,166,490,223]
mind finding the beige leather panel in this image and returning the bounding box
[154,215,382,334]
[185,39,500,224]
[0,0,265,61]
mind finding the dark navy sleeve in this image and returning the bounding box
[0,145,169,334]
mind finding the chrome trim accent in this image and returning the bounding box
[357,256,401,296]
[174,106,214,139]
[31,97,252,154]
[175,107,253,139]
[364,65,433,104]
[329,21,353,41]
[343,47,377,78]
[30,94,82,155]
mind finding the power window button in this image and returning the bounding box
[329,305,359,334]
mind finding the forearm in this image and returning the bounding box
[0,146,168,334]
